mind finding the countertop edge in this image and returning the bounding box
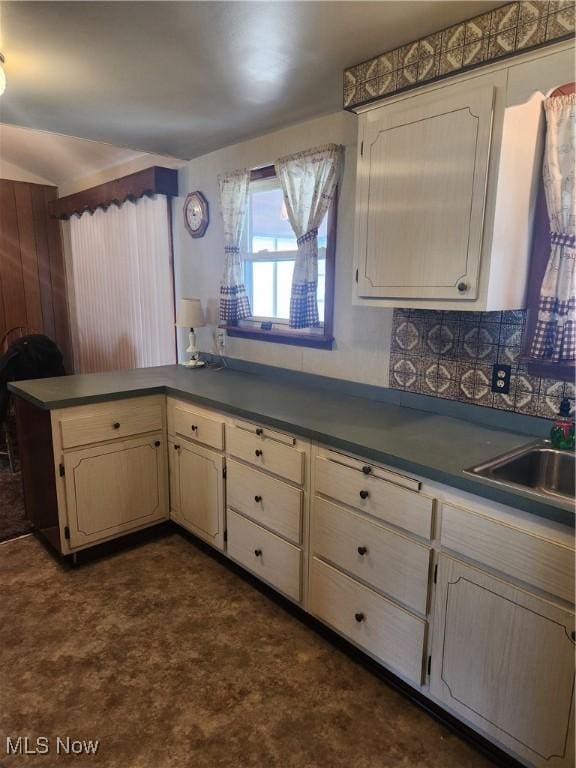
[9,379,573,527]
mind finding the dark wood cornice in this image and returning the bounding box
[48,166,179,220]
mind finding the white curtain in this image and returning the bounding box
[275,144,343,328]
[68,195,176,373]
[530,93,576,362]
[218,169,252,322]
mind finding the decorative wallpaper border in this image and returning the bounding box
[344,1,575,110]
[389,309,575,418]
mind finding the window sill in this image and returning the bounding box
[519,356,575,382]
[226,325,334,350]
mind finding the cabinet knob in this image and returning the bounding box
[154,440,161,447]
[359,490,369,500]
[191,425,198,432]
[255,428,263,436]
[174,444,180,450]
[254,495,262,503]
[457,281,469,293]
[354,612,365,623]
[362,465,372,475]
[255,449,263,457]
[357,546,368,556]
[113,422,120,429]
[254,548,262,557]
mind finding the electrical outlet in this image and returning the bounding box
[215,328,226,352]
[491,363,512,394]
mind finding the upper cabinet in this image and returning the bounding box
[352,45,574,311]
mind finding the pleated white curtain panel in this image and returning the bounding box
[275,144,343,328]
[68,195,176,373]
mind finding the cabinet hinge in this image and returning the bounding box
[433,563,438,584]
[427,655,432,676]
[223,466,227,479]
[59,463,65,477]
[360,140,364,157]
[355,268,359,283]
[223,530,228,543]
[64,525,70,540]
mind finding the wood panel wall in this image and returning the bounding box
[0,179,72,370]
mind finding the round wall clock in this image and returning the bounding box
[183,191,209,238]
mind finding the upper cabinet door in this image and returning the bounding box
[355,83,495,301]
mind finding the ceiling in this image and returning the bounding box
[0,1,500,160]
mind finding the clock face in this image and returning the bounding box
[184,191,209,238]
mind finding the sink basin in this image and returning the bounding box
[465,441,575,502]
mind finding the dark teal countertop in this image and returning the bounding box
[9,364,575,527]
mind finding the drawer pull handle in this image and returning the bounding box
[191,425,198,432]
[113,422,120,429]
[254,548,262,557]
[354,612,365,623]
[357,546,368,556]
[254,495,262,503]
[362,465,372,475]
[255,428,263,436]
[359,490,369,500]
[154,440,161,447]
[255,449,263,457]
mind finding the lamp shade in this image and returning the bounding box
[176,298,205,328]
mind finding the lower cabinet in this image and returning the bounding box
[63,433,168,549]
[169,439,225,550]
[431,555,575,768]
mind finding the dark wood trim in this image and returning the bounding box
[232,165,338,350]
[226,324,334,349]
[521,82,575,380]
[49,166,179,220]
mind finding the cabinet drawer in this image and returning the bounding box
[227,424,304,485]
[441,503,575,603]
[227,459,302,544]
[59,397,163,449]
[227,509,302,602]
[315,456,433,539]
[173,405,224,451]
[310,558,427,685]
[312,497,431,614]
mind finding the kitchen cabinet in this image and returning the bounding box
[169,439,225,550]
[63,434,167,549]
[352,45,573,310]
[431,555,575,768]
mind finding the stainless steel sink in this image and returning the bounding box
[465,441,575,502]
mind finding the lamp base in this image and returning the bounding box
[180,359,206,368]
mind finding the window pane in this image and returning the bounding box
[252,262,274,317]
[276,261,295,319]
[250,186,297,253]
[253,235,276,253]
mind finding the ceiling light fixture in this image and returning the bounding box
[0,53,5,96]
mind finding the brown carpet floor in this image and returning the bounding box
[0,462,32,543]
[0,532,496,768]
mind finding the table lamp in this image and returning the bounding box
[176,298,206,368]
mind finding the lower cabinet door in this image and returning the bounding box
[64,433,168,549]
[431,555,575,768]
[309,557,427,685]
[172,441,225,550]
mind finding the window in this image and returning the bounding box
[226,165,336,349]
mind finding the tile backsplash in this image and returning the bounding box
[389,309,574,418]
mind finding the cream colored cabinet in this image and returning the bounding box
[352,46,574,310]
[63,433,167,549]
[355,81,495,303]
[169,439,225,550]
[431,555,575,768]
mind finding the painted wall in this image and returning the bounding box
[174,111,395,388]
[0,158,54,186]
